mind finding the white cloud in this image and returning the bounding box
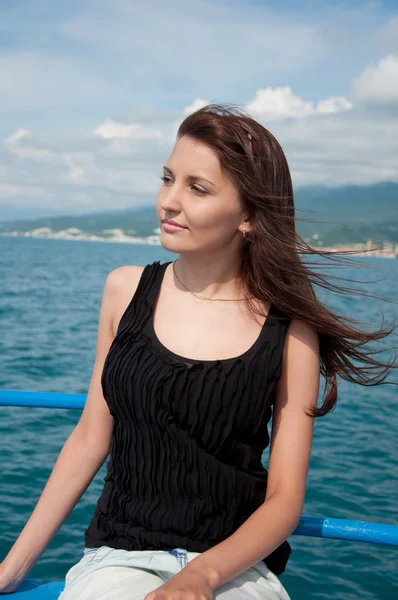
[245,87,353,120]
[5,128,31,144]
[183,99,209,116]
[93,119,162,140]
[353,54,398,103]
[316,97,353,114]
[5,128,57,161]
[246,87,314,119]
[63,154,91,185]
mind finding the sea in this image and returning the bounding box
[0,236,397,600]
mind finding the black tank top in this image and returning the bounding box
[84,261,292,575]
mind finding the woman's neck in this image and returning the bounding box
[172,253,245,300]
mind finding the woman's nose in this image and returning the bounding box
[160,183,182,213]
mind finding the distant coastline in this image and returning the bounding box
[2,226,162,245]
[2,226,397,258]
[1,184,397,252]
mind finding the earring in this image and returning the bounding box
[242,229,246,239]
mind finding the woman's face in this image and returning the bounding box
[156,135,247,255]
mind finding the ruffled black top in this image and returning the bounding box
[84,261,292,575]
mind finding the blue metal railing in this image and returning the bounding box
[1,389,398,548]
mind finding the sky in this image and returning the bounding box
[0,0,397,217]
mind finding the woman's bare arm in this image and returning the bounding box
[179,319,320,589]
[0,266,143,590]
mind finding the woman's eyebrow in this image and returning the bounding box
[163,166,215,187]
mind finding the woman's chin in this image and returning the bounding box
[159,235,184,253]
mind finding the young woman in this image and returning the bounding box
[0,105,395,600]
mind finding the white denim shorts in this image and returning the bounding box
[58,546,291,600]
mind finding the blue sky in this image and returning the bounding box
[0,0,397,217]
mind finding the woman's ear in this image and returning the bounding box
[239,217,252,233]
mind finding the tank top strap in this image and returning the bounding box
[115,261,171,337]
[266,302,291,381]
[267,301,290,322]
[144,260,172,308]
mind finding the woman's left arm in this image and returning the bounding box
[144,319,320,599]
[182,318,321,589]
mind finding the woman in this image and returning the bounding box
[0,104,395,600]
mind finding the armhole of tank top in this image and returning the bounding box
[273,315,292,381]
[114,262,159,337]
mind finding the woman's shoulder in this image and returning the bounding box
[282,318,320,364]
[105,264,145,292]
[105,260,168,291]
[106,260,168,285]
[104,265,146,336]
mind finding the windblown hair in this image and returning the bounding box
[177,103,397,418]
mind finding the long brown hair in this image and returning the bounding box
[177,103,397,418]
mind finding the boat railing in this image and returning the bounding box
[1,389,397,548]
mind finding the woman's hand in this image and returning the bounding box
[144,565,216,600]
[0,562,24,594]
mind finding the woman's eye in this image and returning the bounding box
[160,176,207,196]
[192,185,207,196]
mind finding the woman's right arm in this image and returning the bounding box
[0,266,141,592]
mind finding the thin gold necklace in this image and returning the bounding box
[172,260,252,302]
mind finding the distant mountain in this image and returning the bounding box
[294,182,398,244]
[0,205,156,237]
[1,182,397,245]
[294,182,397,240]
[0,202,151,224]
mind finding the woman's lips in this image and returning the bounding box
[162,221,188,232]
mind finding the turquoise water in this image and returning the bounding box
[0,236,397,600]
